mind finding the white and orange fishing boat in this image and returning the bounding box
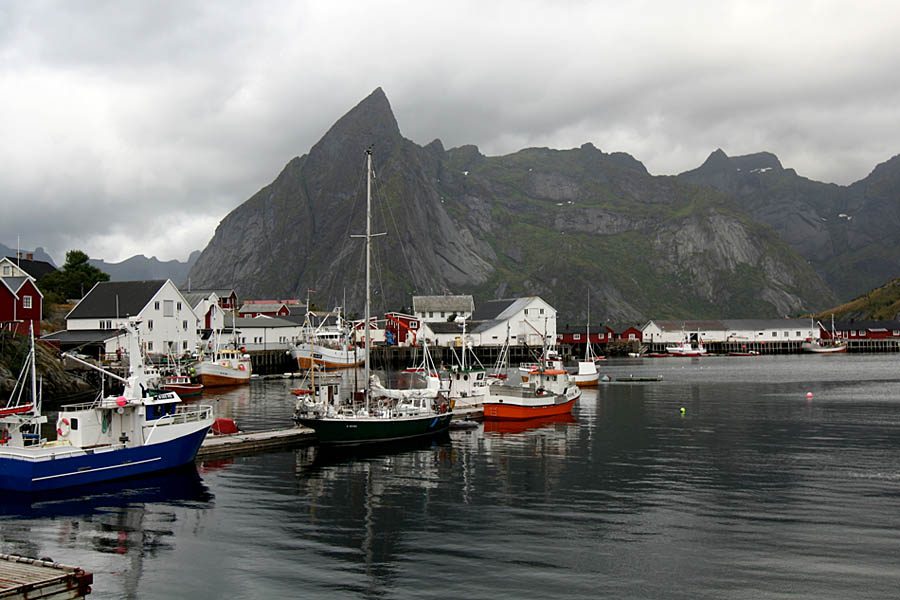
[196,348,251,387]
[290,306,363,370]
[483,366,580,421]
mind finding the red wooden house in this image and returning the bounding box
[0,276,43,336]
[556,325,612,346]
[385,312,422,345]
[613,324,643,342]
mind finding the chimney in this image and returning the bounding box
[26,252,33,260]
[16,251,22,259]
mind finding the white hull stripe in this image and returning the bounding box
[32,457,162,482]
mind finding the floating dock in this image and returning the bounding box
[196,407,484,459]
[0,554,92,599]
[197,427,317,460]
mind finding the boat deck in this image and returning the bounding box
[0,554,92,599]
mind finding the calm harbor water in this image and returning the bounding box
[5,354,900,598]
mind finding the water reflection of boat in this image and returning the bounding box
[484,412,577,435]
[0,463,212,518]
[305,431,451,471]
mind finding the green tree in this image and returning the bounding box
[39,250,110,303]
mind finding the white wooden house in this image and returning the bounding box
[48,279,201,358]
[468,297,557,347]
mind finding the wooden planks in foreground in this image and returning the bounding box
[0,554,93,599]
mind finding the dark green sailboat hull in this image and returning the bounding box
[297,413,453,445]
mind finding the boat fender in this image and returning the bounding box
[57,417,71,437]
[439,401,449,413]
[0,429,9,444]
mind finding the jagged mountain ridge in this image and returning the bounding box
[680,149,900,301]
[187,88,837,321]
[89,252,200,284]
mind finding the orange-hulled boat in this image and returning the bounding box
[483,368,580,420]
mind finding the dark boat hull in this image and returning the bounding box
[296,413,452,445]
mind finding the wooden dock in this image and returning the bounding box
[0,554,92,599]
[196,407,483,460]
[196,427,317,460]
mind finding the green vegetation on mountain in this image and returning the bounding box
[186,88,843,322]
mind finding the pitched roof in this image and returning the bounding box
[67,280,167,320]
[238,302,287,313]
[428,321,466,334]
[833,319,900,331]
[41,328,125,344]
[0,276,31,297]
[413,295,474,313]
[471,298,536,321]
[3,256,57,280]
[181,291,211,309]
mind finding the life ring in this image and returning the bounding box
[239,364,246,371]
[57,417,71,437]
[221,361,227,367]
[439,401,449,414]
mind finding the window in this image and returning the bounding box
[1,265,9,276]
[147,342,154,351]
[182,340,188,350]
[574,334,581,340]
[796,331,801,337]
[850,331,856,337]
[772,331,777,337]
[148,320,154,331]
[182,320,188,330]
[524,309,529,315]
[783,331,789,338]
[164,300,174,317]
[410,321,418,328]
[894,330,900,336]
[22,295,32,309]
[155,301,160,310]
[177,301,182,311]
[540,308,544,315]
[441,312,445,317]
[70,417,79,431]
[859,330,866,337]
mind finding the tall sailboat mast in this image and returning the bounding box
[365,149,372,407]
[352,147,385,408]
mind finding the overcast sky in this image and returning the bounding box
[3,1,899,265]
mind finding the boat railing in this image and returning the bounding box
[144,405,213,444]
[0,442,129,462]
[488,384,539,399]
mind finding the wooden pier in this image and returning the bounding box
[0,554,92,599]
[196,427,317,460]
[196,407,483,460]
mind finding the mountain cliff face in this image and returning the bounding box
[187,88,837,321]
[680,149,900,301]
